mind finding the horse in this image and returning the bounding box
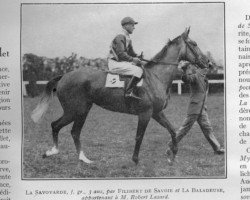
[31,28,210,165]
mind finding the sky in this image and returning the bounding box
[22,3,224,64]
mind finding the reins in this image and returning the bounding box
[142,58,179,66]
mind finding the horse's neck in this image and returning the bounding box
[148,51,179,89]
[150,65,176,91]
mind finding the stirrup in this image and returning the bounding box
[125,90,141,100]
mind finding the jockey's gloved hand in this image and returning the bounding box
[140,60,147,66]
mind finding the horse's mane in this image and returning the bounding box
[145,36,180,68]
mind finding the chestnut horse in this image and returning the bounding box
[31,28,210,164]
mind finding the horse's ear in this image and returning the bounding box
[182,27,190,39]
[187,26,190,35]
[182,28,188,38]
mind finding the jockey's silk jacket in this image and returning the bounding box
[109,31,138,62]
[182,69,209,115]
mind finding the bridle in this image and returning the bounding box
[183,38,209,68]
[146,36,209,68]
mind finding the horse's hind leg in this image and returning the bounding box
[43,113,74,158]
[153,111,178,163]
[71,105,93,163]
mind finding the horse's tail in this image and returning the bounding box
[31,75,63,123]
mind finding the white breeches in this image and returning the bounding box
[108,59,143,78]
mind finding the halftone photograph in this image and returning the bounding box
[22,2,225,179]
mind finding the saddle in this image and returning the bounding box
[105,73,143,88]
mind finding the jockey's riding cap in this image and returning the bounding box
[121,17,138,26]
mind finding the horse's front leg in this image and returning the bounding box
[153,111,178,163]
[132,109,152,164]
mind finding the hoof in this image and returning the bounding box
[79,151,93,164]
[45,147,59,157]
[214,148,225,155]
[166,148,175,165]
[42,154,47,159]
[132,157,139,165]
[79,159,94,164]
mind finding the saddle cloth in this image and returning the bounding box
[105,73,143,88]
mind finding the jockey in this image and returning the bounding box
[108,17,144,100]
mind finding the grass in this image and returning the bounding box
[23,93,225,179]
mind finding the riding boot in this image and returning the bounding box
[125,76,141,100]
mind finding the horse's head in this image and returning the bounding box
[178,27,210,69]
[147,28,211,70]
